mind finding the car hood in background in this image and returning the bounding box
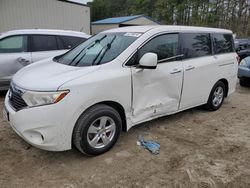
[12,58,100,91]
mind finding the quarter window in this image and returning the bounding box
[213,34,234,54]
[0,35,27,53]
[31,35,58,52]
[181,33,211,59]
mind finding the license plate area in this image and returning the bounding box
[3,107,9,122]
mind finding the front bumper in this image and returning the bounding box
[4,91,77,151]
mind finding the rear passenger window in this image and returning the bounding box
[213,34,234,54]
[181,33,211,59]
[60,36,87,49]
[31,35,58,52]
[56,37,65,50]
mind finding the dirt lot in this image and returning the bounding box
[0,84,250,188]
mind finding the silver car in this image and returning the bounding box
[238,56,250,86]
[0,29,90,90]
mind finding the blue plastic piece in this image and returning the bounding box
[138,135,160,155]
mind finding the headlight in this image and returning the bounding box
[239,60,248,67]
[22,90,69,107]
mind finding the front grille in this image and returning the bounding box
[9,85,27,111]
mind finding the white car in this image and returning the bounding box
[0,29,90,90]
[3,26,238,155]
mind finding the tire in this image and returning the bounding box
[239,79,248,87]
[73,104,122,156]
[205,81,226,111]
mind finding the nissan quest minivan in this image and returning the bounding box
[3,26,238,155]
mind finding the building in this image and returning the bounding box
[92,15,160,34]
[0,0,91,34]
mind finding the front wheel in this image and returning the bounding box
[73,104,122,156]
[205,81,226,111]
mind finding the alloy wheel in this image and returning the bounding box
[212,86,224,107]
[87,116,116,149]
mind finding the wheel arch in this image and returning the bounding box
[71,100,128,151]
[96,101,127,132]
[74,100,128,134]
[218,78,229,97]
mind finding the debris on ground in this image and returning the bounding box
[138,135,160,155]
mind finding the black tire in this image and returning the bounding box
[73,104,122,156]
[239,79,249,87]
[205,81,226,111]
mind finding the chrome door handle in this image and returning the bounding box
[185,65,195,71]
[170,68,182,74]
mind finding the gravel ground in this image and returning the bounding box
[0,84,250,188]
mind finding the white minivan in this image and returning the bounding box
[0,29,90,90]
[3,26,238,155]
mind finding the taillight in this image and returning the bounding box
[236,55,240,64]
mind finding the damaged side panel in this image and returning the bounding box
[130,61,183,124]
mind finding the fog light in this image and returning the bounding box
[23,131,45,144]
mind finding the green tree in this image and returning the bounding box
[89,0,250,37]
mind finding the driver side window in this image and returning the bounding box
[126,33,179,66]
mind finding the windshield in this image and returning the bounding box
[55,32,141,67]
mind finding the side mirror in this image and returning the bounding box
[138,52,158,69]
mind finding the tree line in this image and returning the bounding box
[88,0,250,38]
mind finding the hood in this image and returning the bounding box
[13,58,100,91]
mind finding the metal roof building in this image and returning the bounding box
[0,0,91,34]
[92,15,160,34]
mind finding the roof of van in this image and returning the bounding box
[102,25,232,34]
[0,29,90,38]
[92,15,142,24]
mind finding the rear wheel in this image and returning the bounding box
[205,81,225,111]
[73,104,122,156]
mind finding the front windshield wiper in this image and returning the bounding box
[73,52,87,66]
[92,36,117,65]
[87,35,107,50]
[69,35,107,66]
